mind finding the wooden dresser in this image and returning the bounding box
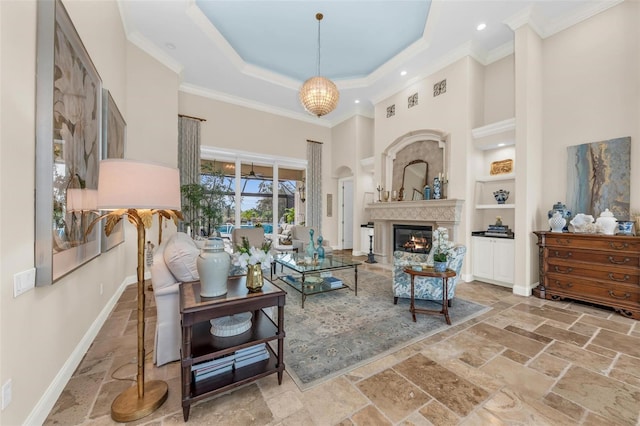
[533,231,639,320]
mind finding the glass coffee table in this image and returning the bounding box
[272,252,361,308]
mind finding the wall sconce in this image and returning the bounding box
[298,178,306,203]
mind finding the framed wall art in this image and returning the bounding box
[101,90,125,252]
[35,0,102,285]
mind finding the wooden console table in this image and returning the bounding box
[533,231,639,320]
[179,276,286,421]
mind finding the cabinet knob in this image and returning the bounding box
[553,280,573,289]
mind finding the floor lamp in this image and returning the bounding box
[90,159,182,422]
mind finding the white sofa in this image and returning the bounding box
[148,232,200,366]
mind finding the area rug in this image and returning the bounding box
[280,269,490,390]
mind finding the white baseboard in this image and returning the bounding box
[513,281,534,297]
[25,274,137,425]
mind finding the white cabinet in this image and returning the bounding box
[472,236,514,287]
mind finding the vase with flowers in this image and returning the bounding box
[432,227,456,272]
[232,236,273,292]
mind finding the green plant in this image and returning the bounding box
[432,227,455,262]
[284,207,295,224]
[180,169,231,236]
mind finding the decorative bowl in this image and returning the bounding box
[493,189,510,204]
[569,213,594,233]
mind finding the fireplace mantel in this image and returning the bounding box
[365,199,465,262]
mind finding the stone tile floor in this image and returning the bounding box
[45,257,640,425]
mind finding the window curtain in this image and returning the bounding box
[307,140,322,232]
[178,116,201,232]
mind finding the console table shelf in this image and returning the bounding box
[533,231,639,320]
[179,277,286,421]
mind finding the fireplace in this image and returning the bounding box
[394,224,432,253]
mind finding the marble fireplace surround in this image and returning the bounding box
[365,199,464,263]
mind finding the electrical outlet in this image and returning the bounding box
[13,268,36,298]
[1,379,12,410]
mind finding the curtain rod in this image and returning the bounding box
[178,114,207,122]
[306,139,323,144]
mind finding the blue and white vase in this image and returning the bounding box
[433,177,441,199]
[434,261,447,272]
[548,201,571,231]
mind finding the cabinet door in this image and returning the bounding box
[493,239,515,284]
[472,237,494,280]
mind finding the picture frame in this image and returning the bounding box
[490,159,513,175]
[35,0,102,285]
[101,89,126,252]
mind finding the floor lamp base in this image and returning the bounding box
[111,380,168,422]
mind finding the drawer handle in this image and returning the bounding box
[553,266,573,274]
[608,256,630,265]
[553,251,572,259]
[608,290,630,300]
[608,242,629,250]
[608,273,630,282]
[554,239,571,245]
[553,280,573,289]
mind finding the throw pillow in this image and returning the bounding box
[149,242,178,290]
[164,232,199,282]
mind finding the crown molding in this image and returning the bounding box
[539,0,624,38]
[179,83,333,127]
[127,31,184,75]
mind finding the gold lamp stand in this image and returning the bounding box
[89,159,182,422]
[110,215,168,422]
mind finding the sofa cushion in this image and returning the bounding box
[149,242,178,290]
[163,232,199,282]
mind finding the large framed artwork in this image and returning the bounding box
[35,0,102,285]
[566,136,631,220]
[101,90,125,252]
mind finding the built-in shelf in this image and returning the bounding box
[475,173,515,183]
[476,204,515,209]
[472,118,515,150]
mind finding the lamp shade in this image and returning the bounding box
[299,76,340,117]
[97,159,181,210]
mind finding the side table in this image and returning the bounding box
[179,276,286,421]
[403,266,456,325]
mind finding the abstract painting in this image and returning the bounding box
[35,0,102,285]
[566,137,630,220]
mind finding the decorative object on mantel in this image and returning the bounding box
[423,184,431,201]
[299,13,339,117]
[197,237,231,298]
[595,208,617,235]
[549,211,566,233]
[376,184,383,202]
[569,213,596,233]
[383,191,390,202]
[566,136,630,219]
[432,176,441,199]
[493,189,509,204]
[490,159,513,175]
[547,201,572,231]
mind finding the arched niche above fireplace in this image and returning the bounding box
[382,130,447,197]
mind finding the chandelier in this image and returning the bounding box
[299,13,339,117]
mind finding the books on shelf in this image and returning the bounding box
[234,347,270,369]
[325,276,343,288]
[192,344,270,381]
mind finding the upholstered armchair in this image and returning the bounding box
[231,227,266,250]
[392,245,466,306]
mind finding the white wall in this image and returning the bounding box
[483,55,515,125]
[0,1,180,423]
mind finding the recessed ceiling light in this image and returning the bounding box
[476,23,487,31]
[400,70,407,76]
[355,100,360,104]
[497,143,506,147]
[165,42,176,50]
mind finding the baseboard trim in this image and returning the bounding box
[25,274,137,425]
[513,281,534,297]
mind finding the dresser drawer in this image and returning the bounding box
[541,234,640,253]
[546,259,639,285]
[544,276,640,307]
[547,248,640,268]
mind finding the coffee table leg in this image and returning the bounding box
[301,272,306,309]
[354,265,358,295]
[442,277,451,325]
[410,275,416,322]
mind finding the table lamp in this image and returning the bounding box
[89,159,182,422]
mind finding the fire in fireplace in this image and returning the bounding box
[394,224,432,253]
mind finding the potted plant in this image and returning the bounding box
[432,227,455,272]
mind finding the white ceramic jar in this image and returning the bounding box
[549,211,566,233]
[596,209,617,235]
[197,237,231,297]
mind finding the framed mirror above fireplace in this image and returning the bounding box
[399,160,428,201]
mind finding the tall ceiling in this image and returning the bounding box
[118,0,619,126]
